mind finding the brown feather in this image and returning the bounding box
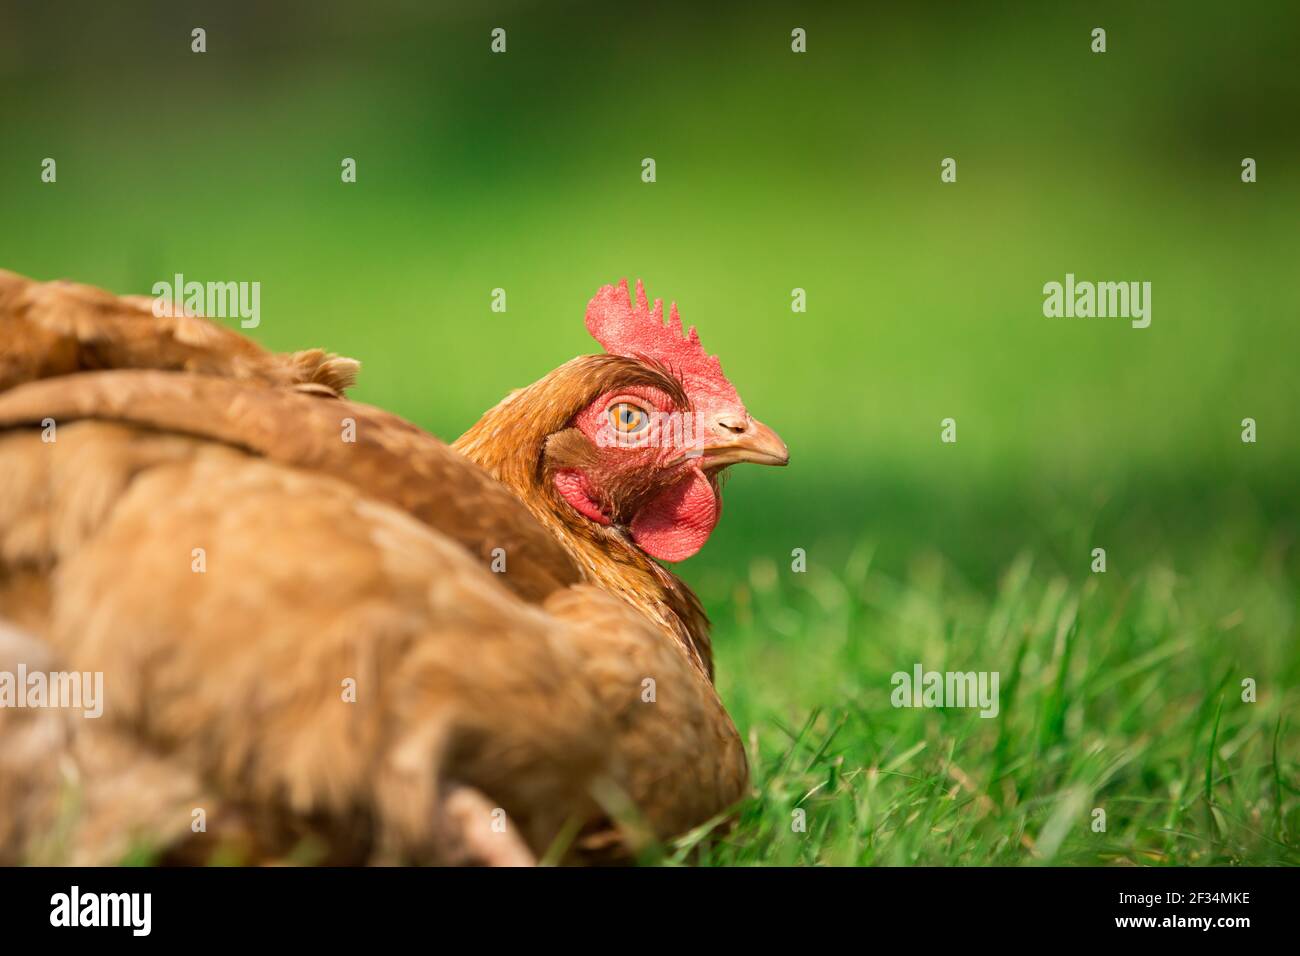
[0,271,748,865]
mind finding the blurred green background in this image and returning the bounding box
[2,1,1296,863]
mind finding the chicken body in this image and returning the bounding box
[0,271,771,864]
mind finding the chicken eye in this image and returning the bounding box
[608,402,650,435]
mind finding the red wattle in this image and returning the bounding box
[629,466,719,562]
[553,470,611,525]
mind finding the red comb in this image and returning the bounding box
[584,279,739,403]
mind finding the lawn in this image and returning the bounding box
[688,501,1299,866]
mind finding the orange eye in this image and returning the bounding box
[608,402,649,435]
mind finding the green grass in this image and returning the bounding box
[661,502,1299,866]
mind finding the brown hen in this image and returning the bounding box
[0,270,786,865]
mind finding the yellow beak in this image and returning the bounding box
[698,417,789,469]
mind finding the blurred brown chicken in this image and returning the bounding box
[0,270,786,865]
